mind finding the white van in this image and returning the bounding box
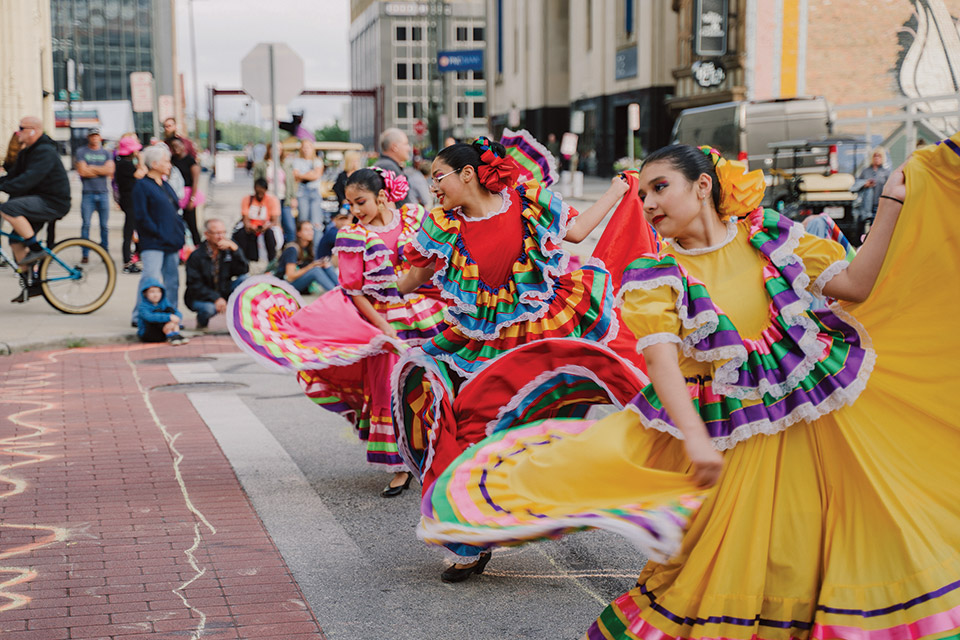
[671,97,834,172]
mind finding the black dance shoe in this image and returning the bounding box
[440,551,492,583]
[380,472,413,498]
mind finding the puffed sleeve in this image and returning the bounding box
[620,284,683,352]
[795,231,849,298]
[333,227,367,294]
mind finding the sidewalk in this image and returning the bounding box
[0,168,617,354]
[0,336,327,639]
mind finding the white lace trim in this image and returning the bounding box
[364,209,402,232]
[455,189,511,222]
[613,220,846,402]
[811,259,850,299]
[665,219,739,255]
[634,332,683,352]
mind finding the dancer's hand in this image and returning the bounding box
[609,173,630,199]
[380,324,398,340]
[881,162,907,205]
[684,434,723,488]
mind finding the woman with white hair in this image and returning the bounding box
[132,143,186,315]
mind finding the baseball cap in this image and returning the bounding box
[87,128,101,137]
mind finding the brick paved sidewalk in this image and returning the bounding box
[0,337,326,640]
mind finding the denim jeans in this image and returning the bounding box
[80,192,111,256]
[298,186,325,234]
[280,201,296,243]
[187,274,249,328]
[132,249,181,324]
[291,266,338,293]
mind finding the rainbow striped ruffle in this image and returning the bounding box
[411,181,575,341]
[619,209,876,450]
[418,417,704,563]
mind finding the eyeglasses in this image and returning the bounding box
[432,168,461,188]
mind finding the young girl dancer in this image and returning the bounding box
[416,139,960,639]
[228,168,447,497]
[394,136,630,581]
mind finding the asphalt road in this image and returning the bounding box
[168,351,647,640]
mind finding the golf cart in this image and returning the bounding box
[767,136,870,243]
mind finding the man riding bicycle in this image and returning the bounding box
[0,116,71,268]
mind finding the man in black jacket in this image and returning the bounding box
[0,116,71,266]
[184,218,249,329]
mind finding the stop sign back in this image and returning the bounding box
[241,43,305,107]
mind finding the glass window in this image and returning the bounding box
[473,102,486,118]
[397,102,409,119]
[456,26,468,41]
[396,25,407,41]
[457,71,468,81]
[473,27,485,41]
[412,26,422,41]
[396,63,408,80]
[413,102,423,119]
[473,70,484,81]
[457,102,468,118]
[412,63,423,80]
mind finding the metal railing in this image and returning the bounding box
[830,93,960,157]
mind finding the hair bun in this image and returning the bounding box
[698,146,766,217]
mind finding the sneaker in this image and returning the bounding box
[122,261,142,274]
[167,334,190,346]
[17,248,46,268]
[10,289,29,303]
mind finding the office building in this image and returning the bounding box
[0,1,55,139]
[350,0,488,151]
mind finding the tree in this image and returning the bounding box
[314,120,350,142]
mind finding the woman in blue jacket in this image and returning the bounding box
[133,144,186,315]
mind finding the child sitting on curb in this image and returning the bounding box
[137,277,189,345]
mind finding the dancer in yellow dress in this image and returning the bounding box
[417,138,960,639]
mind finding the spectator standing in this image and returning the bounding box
[232,178,280,263]
[374,128,413,206]
[132,144,185,319]
[292,138,325,234]
[252,144,295,242]
[274,219,338,294]
[76,128,115,263]
[853,146,892,223]
[169,138,202,246]
[185,218,249,329]
[333,150,363,205]
[0,116,71,269]
[114,133,147,272]
[162,117,197,158]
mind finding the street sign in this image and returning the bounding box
[694,0,729,56]
[628,103,641,131]
[158,95,175,121]
[130,72,154,113]
[437,49,484,73]
[464,89,484,97]
[241,43,305,107]
[413,119,426,136]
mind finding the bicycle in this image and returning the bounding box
[0,231,117,314]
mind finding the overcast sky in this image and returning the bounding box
[175,0,351,131]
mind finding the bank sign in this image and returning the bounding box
[438,49,484,73]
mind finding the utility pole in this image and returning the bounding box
[189,0,200,140]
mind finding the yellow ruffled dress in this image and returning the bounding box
[418,136,960,640]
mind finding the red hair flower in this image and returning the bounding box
[373,167,410,203]
[475,136,521,192]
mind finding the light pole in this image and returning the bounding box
[189,0,200,140]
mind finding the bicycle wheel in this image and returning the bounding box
[39,238,117,314]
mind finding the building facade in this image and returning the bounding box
[486,0,678,175]
[349,0,488,151]
[0,1,55,143]
[50,0,178,141]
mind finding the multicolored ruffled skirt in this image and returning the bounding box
[228,275,446,469]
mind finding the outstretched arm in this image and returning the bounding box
[822,163,906,303]
[350,294,397,339]
[398,265,435,295]
[564,174,630,243]
[642,341,723,488]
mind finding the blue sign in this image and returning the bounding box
[438,49,484,73]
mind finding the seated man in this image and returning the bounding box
[0,117,71,289]
[184,218,249,329]
[232,178,280,263]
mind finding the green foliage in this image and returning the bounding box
[314,120,350,142]
[196,119,268,148]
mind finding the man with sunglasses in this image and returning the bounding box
[0,116,71,268]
